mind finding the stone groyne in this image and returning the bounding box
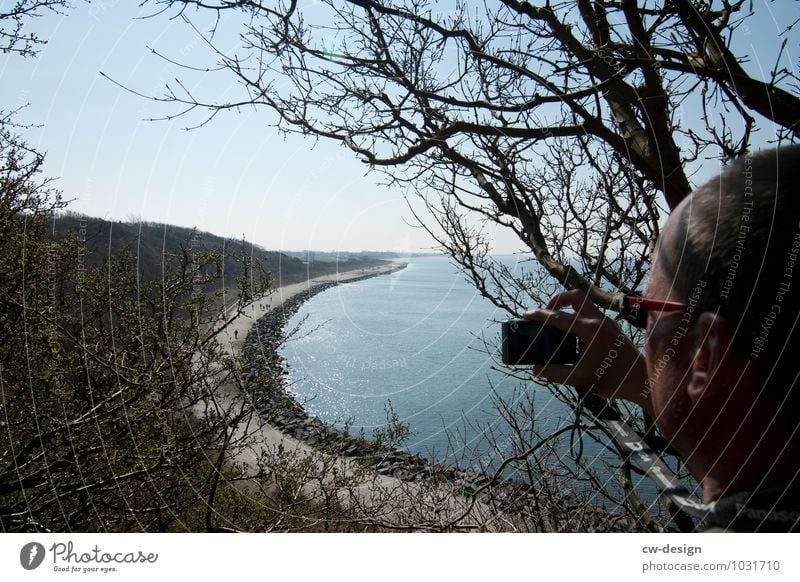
[237,264,493,489]
[236,264,637,530]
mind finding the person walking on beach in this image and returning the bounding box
[526,146,800,532]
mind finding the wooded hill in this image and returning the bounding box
[51,212,390,290]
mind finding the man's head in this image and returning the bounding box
[645,146,800,496]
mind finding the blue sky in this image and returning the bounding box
[1,1,797,253]
[2,2,440,253]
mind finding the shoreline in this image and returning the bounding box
[219,261,405,354]
[218,260,634,531]
[237,262,496,486]
[239,262,442,476]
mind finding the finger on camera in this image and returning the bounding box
[547,289,603,318]
[523,308,586,337]
[545,289,584,309]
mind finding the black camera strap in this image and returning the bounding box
[579,393,712,522]
[583,393,800,531]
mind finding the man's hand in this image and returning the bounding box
[523,289,649,408]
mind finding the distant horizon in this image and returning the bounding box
[52,210,441,256]
[50,210,584,259]
[6,3,795,258]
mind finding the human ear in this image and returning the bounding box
[686,313,732,405]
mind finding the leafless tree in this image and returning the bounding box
[1,0,69,57]
[145,0,799,311]
[0,0,638,534]
[130,0,800,530]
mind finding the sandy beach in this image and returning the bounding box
[218,262,403,356]
[196,261,627,531]
[200,262,513,530]
[207,263,416,489]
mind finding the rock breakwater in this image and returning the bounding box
[237,265,493,487]
[236,265,637,530]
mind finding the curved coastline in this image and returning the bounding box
[234,261,635,530]
[238,262,488,485]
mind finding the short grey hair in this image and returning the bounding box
[665,145,800,428]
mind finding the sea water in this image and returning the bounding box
[279,254,668,511]
[280,256,593,470]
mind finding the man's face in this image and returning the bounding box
[643,198,696,444]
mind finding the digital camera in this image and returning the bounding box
[501,319,580,366]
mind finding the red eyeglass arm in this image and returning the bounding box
[624,296,688,312]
